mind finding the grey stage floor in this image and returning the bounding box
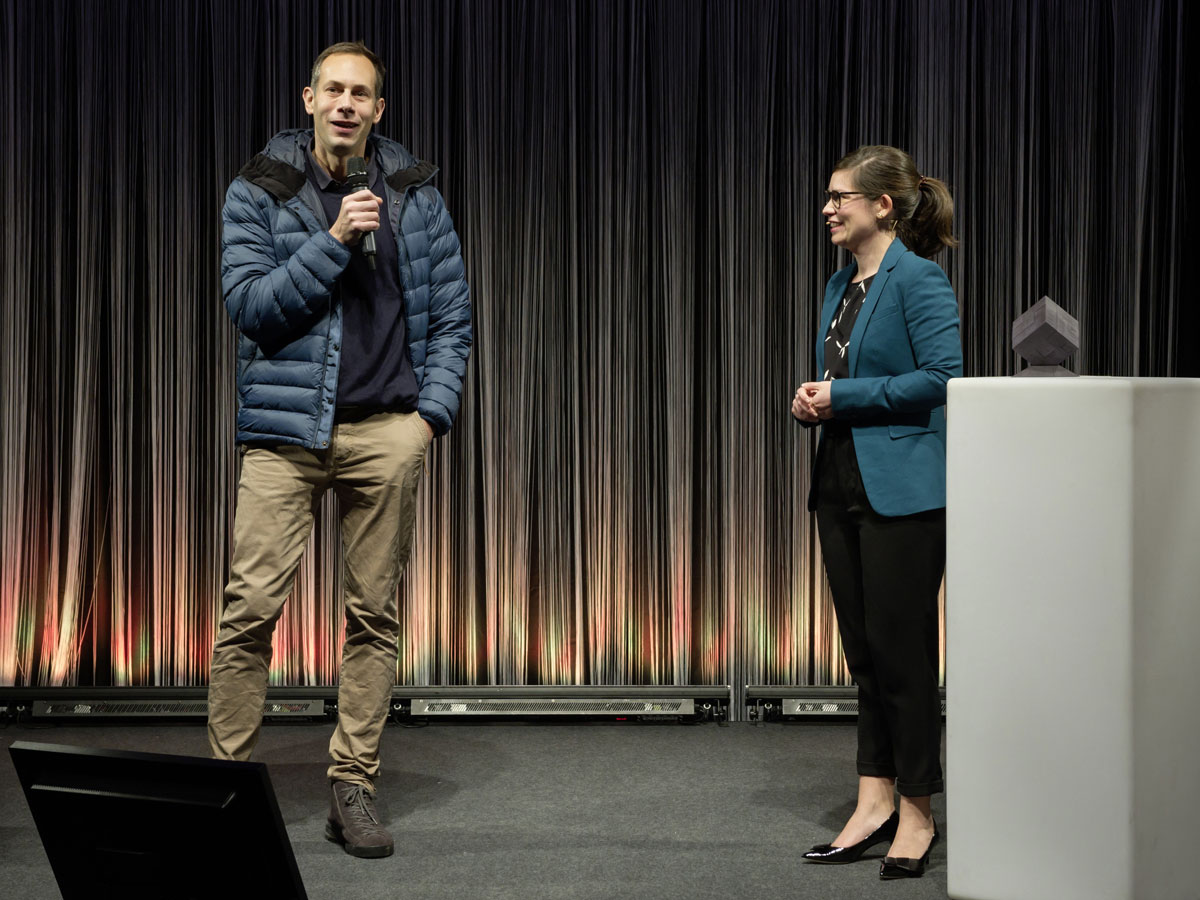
[1,720,949,899]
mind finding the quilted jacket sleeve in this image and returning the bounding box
[416,186,473,436]
[221,177,351,347]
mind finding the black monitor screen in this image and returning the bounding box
[9,740,307,900]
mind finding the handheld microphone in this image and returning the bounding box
[346,156,377,270]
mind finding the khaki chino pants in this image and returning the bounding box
[208,410,429,787]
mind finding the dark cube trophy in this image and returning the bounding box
[1012,296,1079,377]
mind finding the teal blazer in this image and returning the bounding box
[808,239,962,517]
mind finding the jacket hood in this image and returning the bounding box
[260,128,418,173]
[242,129,436,201]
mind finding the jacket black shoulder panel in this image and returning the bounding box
[238,154,306,202]
[386,159,437,193]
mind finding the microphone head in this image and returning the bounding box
[346,156,369,191]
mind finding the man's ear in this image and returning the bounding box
[303,85,316,115]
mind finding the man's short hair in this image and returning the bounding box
[310,41,386,99]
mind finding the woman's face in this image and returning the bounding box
[823,169,885,253]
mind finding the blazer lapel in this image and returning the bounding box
[847,239,908,376]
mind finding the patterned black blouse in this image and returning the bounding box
[822,274,875,382]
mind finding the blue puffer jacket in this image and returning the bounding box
[221,129,472,448]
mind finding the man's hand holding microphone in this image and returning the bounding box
[329,156,379,270]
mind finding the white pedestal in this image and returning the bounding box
[946,377,1200,900]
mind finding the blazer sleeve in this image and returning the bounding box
[830,259,962,417]
[415,186,473,436]
[221,177,350,347]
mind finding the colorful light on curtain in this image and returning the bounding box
[0,1,1185,716]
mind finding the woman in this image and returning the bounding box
[792,145,962,880]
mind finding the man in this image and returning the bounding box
[207,41,471,859]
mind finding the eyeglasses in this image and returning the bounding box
[825,190,866,209]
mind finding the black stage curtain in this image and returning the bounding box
[0,1,1186,711]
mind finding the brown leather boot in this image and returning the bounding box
[325,781,394,858]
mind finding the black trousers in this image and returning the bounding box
[814,427,945,797]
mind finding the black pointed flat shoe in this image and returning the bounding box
[802,811,899,864]
[879,823,940,879]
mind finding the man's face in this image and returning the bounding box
[303,53,385,165]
